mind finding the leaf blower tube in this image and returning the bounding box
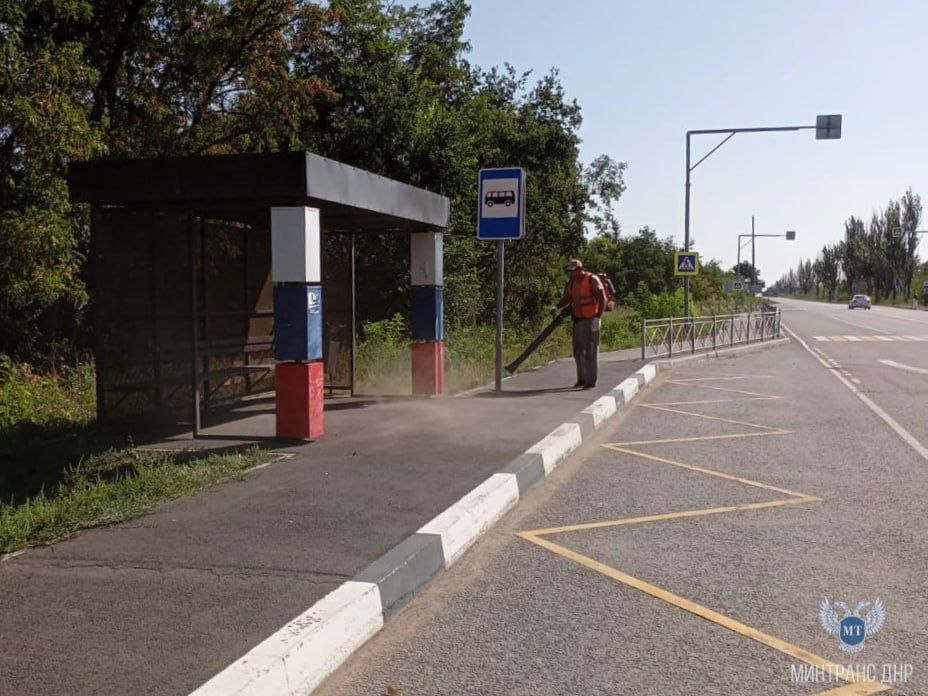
[505,306,572,374]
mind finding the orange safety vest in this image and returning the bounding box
[567,272,602,319]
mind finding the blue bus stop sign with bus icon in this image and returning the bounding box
[477,168,525,240]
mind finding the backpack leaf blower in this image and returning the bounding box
[505,272,617,375]
[505,306,571,374]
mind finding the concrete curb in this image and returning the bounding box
[190,338,790,695]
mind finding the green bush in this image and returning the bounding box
[626,282,685,320]
[0,356,95,433]
[601,312,638,349]
[353,314,411,391]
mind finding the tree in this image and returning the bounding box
[897,188,922,298]
[584,226,675,298]
[729,261,758,283]
[0,1,104,360]
[689,259,725,303]
[779,189,921,303]
[1,0,626,359]
[840,215,866,294]
[796,259,815,295]
[583,154,627,239]
[1,0,330,361]
[814,244,841,301]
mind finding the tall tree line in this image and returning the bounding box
[0,0,624,363]
[770,189,923,302]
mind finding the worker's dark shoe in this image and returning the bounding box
[574,381,584,388]
[582,383,596,390]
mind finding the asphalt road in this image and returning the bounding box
[317,303,928,696]
[777,297,928,457]
[0,350,647,696]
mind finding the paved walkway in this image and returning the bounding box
[0,349,643,696]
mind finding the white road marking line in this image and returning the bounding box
[825,314,893,334]
[844,335,862,342]
[814,335,830,342]
[866,311,928,327]
[784,324,928,464]
[878,359,928,375]
[874,335,893,341]
[904,335,928,341]
[851,378,861,384]
[829,336,846,341]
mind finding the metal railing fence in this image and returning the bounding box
[641,308,781,359]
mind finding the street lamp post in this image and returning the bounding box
[683,115,841,316]
[736,220,796,281]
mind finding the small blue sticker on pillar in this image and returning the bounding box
[307,288,321,314]
[274,285,323,362]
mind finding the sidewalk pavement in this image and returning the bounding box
[0,348,644,696]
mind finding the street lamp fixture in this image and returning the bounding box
[736,219,797,282]
[683,115,841,316]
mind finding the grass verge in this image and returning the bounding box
[0,359,277,553]
[0,446,274,554]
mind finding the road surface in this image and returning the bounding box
[317,298,928,696]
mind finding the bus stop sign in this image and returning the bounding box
[477,168,525,240]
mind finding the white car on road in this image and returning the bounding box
[849,294,871,310]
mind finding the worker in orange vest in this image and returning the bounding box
[556,259,607,389]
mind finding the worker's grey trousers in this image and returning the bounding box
[572,318,600,387]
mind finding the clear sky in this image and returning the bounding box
[463,0,928,282]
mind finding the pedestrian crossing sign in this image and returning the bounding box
[674,251,699,276]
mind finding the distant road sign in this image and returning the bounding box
[725,278,746,292]
[786,230,796,240]
[923,280,928,289]
[892,227,903,238]
[674,251,699,276]
[477,168,525,240]
[815,114,842,140]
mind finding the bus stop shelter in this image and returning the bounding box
[68,151,449,438]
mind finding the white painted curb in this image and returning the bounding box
[581,395,618,428]
[418,473,520,567]
[525,422,583,475]
[615,377,639,403]
[190,581,383,696]
[189,362,663,696]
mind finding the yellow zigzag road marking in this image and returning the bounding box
[517,374,890,695]
[664,381,783,399]
[645,395,777,406]
[668,375,774,382]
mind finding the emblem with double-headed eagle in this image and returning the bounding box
[819,597,885,653]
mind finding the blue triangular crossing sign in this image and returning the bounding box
[674,251,699,276]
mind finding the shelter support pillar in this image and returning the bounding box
[410,232,444,395]
[272,207,324,439]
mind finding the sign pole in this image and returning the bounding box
[495,240,504,392]
[477,166,524,391]
[683,132,692,317]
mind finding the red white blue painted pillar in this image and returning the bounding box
[271,207,324,439]
[410,232,444,395]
